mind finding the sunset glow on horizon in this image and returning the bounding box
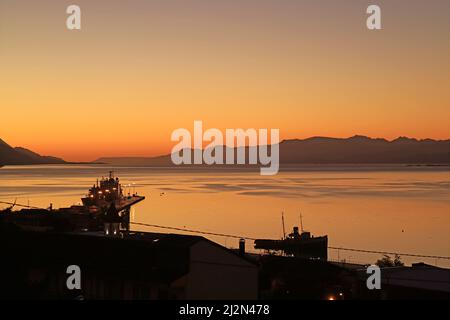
[1,0,449,162]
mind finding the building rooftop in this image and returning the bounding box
[358,263,450,293]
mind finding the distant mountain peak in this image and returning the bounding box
[0,138,66,165]
[0,138,10,148]
[349,135,371,140]
[392,136,418,143]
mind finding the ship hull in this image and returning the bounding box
[254,236,328,260]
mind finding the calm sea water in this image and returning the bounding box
[1,164,449,267]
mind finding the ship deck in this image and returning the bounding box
[114,195,145,211]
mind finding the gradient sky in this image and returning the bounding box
[1,0,449,161]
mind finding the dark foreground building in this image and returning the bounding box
[0,224,258,300]
[354,263,450,300]
[2,218,448,300]
[256,255,355,300]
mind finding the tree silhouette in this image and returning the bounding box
[376,254,404,267]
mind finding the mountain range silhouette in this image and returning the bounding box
[1,135,449,166]
[94,135,450,166]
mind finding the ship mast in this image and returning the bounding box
[300,212,304,233]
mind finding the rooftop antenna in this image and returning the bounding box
[281,211,286,239]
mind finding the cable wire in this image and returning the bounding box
[130,221,450,260]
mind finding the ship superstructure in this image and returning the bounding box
[82,171,122,206]
[81,171,144,213]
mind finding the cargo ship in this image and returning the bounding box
[0,171,145,232]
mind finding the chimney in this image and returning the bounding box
[239,238,245,255]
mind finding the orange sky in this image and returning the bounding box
[1,0,449,161]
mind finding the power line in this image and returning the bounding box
[130,221,450,261]
[328,246,450,260]
[130,222,257,241]
[1,207,447,260]
[2,197,448,261]
[0,200,42,210]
